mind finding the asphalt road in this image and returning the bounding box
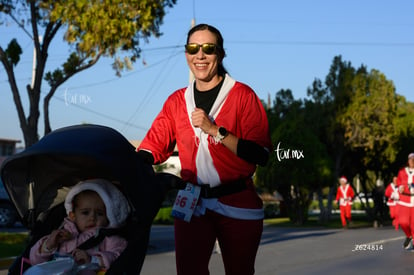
[142,224,410,275]
[1,224,411,274]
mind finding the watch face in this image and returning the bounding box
[219,127,227,136]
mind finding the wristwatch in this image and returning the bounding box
[215,126,228,142]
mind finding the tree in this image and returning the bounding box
[338,68,399,170]
[0,0,176,147]
[390,98,414,173]
[256,89,333,224]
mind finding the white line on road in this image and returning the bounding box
[364,236,405,245]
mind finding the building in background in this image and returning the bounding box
[129,140,181,177]
[0,138,21,165]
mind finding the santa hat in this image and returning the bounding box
[339,176,347,183]
[64,179,130,228]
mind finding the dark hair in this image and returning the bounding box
[186,23,228,76]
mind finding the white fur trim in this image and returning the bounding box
[64,179,130,228]
[185,74,236,187]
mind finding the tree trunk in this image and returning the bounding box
[326,185,335,220]
[288,184,310,225]
[317,186,335,224]
[25,83,41,147]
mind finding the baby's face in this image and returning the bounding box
[69,192,109,232]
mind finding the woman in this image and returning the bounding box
[137,24,271,275]
[396,153,414,249]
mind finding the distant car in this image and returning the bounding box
[0,178,18,227]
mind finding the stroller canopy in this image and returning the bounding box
[0,124,143,228]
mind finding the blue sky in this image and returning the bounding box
[1,0,413,147]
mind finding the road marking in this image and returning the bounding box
[364,236,405,245]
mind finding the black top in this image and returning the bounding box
[194,78,224,114]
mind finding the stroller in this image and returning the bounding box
[0,124,182,274]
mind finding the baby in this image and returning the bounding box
[29,179,130,272]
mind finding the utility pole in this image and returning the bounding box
[268,93,271,110]
[189,0,196,85]
[188,17,195,85]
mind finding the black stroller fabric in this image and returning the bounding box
[0,124,181,274]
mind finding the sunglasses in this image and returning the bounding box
[185,43,218,55]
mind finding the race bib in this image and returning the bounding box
[171,183,201,222]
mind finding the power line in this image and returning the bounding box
[227,40,414,47]
[65,50,183,90]
[121,49,182,133]
[50,89,149,132]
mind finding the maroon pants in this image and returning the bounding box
[174,209,263,275]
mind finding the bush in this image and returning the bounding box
[153,207,174,224]
[0,232,28,258]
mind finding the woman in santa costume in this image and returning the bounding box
[335,176,355,228]
[385,176,399,230]
[137,24,271,275]
[396,153,414,249]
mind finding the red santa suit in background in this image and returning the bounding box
[385,176,399,230]
[396,153,414,249]
[336,176,355,228]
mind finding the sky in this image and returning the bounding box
[1,0,413,148]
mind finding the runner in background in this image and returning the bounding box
[385,176,399,230]
[335,176,355,228]
[396,153,414,249]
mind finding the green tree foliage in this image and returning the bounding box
[337,68,399,170]
[391,98,414,173]
[0,0,176,147]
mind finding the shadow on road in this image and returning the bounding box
[260,226,339,246]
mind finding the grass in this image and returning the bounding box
[0,232,28,258]
[0,232,28,269]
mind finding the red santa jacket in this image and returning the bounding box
[139,75,272,209]
[336,184,355,206]
[384,182,399,206]
[396,167,414,207]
